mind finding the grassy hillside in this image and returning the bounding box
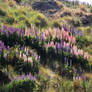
[0,0,92,92]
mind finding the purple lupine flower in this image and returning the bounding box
[70,26,73,32]
[36,35,39,42]
[55,42,58,49]
[21,74,26,80]
[31,51,34,56]
[28,73,36,81]
[26,49,29,57]
[60,43,63,49]
[0,28,1,32]
[82,75,85,81]
[40,33,44,42]
[66,45,70,52]
[5,31,9,37]
[60,40,63,49]
[35,31,37,36]
[32,39,34,43]
[80,32,83,37]
[77,30,80,34]
[7,46,10,51]
[72,28,76,35]
[21,45,25,51]
[63,24,67,31]
[0,41,5,52]
[85,76,87,81]
[3,25,7,30]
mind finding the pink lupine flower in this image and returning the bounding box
[48,28,52,36]
[30,24,35,35]
[47,42,55,48]
[71,45,78,56]
[53,29,57,39]
[71,36,76,43]
[67,36,71,43]
[28,57,33,63]
[45,30,49,36]
[50,41,55,48]
[78,49,83,56]
[57,43,60,49]
[19,51,22,58]
[63,42,66,48]
[63,42,70,48]
[16,48,18,55]
[23,54,27,62]
[84,52,89,59]
[73,45,77,50]
[74,51,78,56]
[64,31,69,39]
[25,27,30,37]
[43,33,46,40]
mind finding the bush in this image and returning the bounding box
[14,58,39,75]
[52,20,62,29]
[60,80,73,92]
[73,18,81,27]
[0,8,6,16]
[76,36,89,48]
[29,11,48,28]
[5,16,14,24]
[15,0,21,3]
[86,79,92,92]
[0,79,39,92]
[35,16,47,28]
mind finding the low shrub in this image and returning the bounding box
[5,16,15,24]
[0,8,6,16]
[0,79,39,92]
[14,60,39,75]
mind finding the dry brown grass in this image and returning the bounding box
[80,4,87,12]
[85,73,92,79]
[55,0,63,8]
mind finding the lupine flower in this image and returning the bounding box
[40,33,44,42]
[21,45,25,51]
[15,48,19,55]
[60,42,63,49]
[21,74,26,80]
[71,36,76,43]
[55,42,58,49]
[85,76,87,81]
[82,75,85,80]
[3,25,7,29]
[84,52,89,59]
[28,73,36,81]
[26,49,29,57]
[80,32,83,37]
[7,46,10,51]
[63,24,68,31]
[66,45,70,52]
[28,57,33,63]
[0,41,5,52]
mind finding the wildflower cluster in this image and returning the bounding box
[15,73,36,81]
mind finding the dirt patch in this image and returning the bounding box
[32,1,60,17]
